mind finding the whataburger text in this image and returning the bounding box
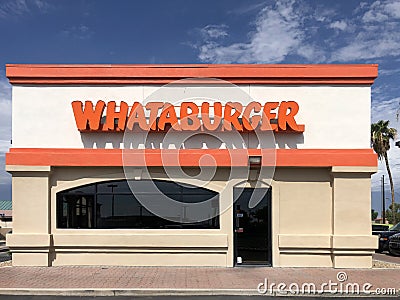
[72,100,305,132]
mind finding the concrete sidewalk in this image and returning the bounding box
[0,266,399,297]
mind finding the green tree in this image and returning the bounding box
[371,209,378,221]
[385,203,400,224]
[371,120,397,223]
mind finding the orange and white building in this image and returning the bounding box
[5,64,378,268]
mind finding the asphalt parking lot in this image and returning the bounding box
[373,252,400,264]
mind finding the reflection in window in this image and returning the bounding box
[57,180,219,229]
[59,195,94,228]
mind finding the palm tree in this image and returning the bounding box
[371,120,397,224]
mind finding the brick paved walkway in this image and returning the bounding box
[0,266,398,292]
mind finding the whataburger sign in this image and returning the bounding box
[72,100,305,132]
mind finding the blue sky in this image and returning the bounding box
[0,0,400,215]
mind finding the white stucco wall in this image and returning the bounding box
[11,85,371,149]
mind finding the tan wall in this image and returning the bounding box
[6,165,377,268]
[330,167,377,268]
[6,166,51,266]
[50,166,239,267]
[273,168,333,267]
[274,167,377,268]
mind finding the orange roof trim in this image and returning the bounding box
[5,148,377,167]
[5,64,378,85]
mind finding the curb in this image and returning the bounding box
[0,289,258,297]
[0,288,397,297]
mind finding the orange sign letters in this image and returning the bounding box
[72,101,305,132]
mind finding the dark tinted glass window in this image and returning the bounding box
[97,180,131,193]
[56,180,219,229]
[154,180,182,194]
[62,184,95,194]
[57,194,94,228]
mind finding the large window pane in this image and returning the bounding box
[97,180,130,194]
[56,179,219,229]
[97,194,143,228]
[154,180,182,194]
[62,184,95,195]
[57,195,94,228]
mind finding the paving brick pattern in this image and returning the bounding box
[0,266,398,291]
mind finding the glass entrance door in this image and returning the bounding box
[233,187,272,266]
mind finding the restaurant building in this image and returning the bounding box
[5,64,378,268]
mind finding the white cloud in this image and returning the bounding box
[0,77,11,152]
[193,0,400,64]
[0,0,28,18]
[312,6,337,23]
[379,68,400,76]
[198,0,305,63]
[371,97,400,123]
[329,20,348,31]
[0,78,12,188]
[227,2,267,15]
[0,141,10,154]
[331,33,400,62]
[371,139,400,192]
[0,152,11,186]
[331,0,400,61]
[0,0,51,19]
[296,44,326,62]
[362,0,400,22]
[60,24,93,40]
[371,97,400,192]
[362,1,400,192]
[33,0,51,11]
[0,76,11,100]
[200,25,228,39]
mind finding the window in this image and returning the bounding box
[57,180,219,229]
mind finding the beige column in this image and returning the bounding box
[331,166,378,268]
[6,165,52,266]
